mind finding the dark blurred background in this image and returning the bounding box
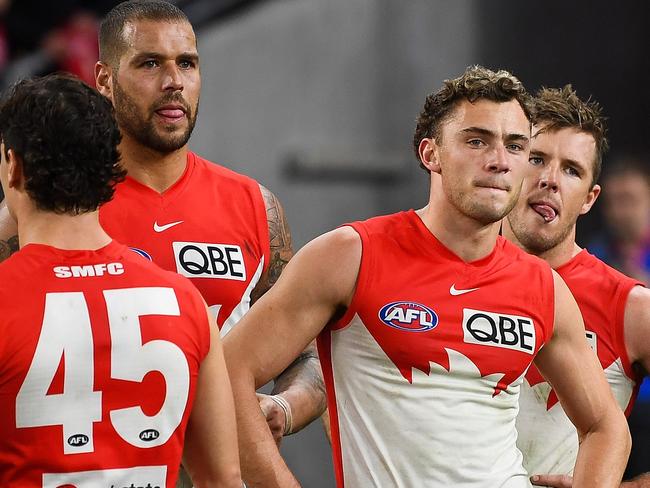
[1,1,649,485]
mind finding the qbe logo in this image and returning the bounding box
[462,308,536,354]
[378,301,438,332]
[173,242,246,281]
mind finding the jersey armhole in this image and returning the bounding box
[253,184,271,277]
[614,281,644,381]
[328,223,369,332]
[544,265,557,346]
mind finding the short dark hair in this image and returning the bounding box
[532,85,608,187]
[100,0,190,66]
[413,65,533,171]
[0,74,125,214]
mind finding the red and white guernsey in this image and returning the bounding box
[517,250,642,476]
[318,211,556,487]
[0,241,210,487]
[100,152,270,334]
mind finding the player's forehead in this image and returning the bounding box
[532,125,596,169]
[120,19,197,60]
[444,98,530,138]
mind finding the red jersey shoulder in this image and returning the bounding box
[191,152,263,194]
[561,250,641,291]
[348,211,412,235]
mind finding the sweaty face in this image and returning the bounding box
[435,99,531,225]
[112,20,200,154]
[506,125,598,254]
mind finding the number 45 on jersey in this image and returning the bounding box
[16,287,190,454]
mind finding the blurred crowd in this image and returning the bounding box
[0,1,114,88]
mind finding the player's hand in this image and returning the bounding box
[257,393,287,447]
[530,474,573,487]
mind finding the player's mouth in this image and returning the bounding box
[154,104,187,123]
[529,200,559,223]
[475,180,510,192]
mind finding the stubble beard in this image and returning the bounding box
[451,185,521,227]
[112,78,198,154]
[506,210,574,255]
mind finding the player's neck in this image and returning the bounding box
[502,219,581,269]
[17,208,112,251]
[537,235,583,270]
[416,204,501,262]
[118,137,188,194]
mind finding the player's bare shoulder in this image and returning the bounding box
[289,225,362,310]
[0,201,19,262]
[623,285,650,367]
[257,184,293,290]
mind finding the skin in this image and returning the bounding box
[223,98,630,487]
[94,17,325,465]
[504,125,649,487]
[1,143,242,487]
[0,19,326,447]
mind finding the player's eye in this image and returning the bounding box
[178,59,196,69]
[142,59,158,68]
[506,143,524,152]
[529,156,544,166]
[565,166,580,177]
[468,139,485,147]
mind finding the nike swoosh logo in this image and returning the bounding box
[450,284,480,296]
[153,220,184,232]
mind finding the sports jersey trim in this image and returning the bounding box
[120,152,196,205]
[316,328,345,488]
[329,223,369,332]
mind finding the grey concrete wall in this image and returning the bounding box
[188,1,480,485]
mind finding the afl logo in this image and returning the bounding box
[378,301,438,332]
[129,247,153,261]
[139,429,160,442]
[67,434,89,447]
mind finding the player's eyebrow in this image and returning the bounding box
[130,51,199,63]
[461,126,530,144]
[461,126,495,137]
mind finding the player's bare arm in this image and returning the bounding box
[533,271,631,488]
[252,184,327,444]
[183,305,242,488]
[618,286,650,488]
[0,200,18,261]
[223,226,361,487]
[533,285,650,488]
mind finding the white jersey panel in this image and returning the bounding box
[517,357,634,475]
[330,314,532,487]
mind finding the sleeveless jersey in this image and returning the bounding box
[516,249,642,476]
[0,241,210,488]
[100,152,270,334]
[317,210,556,488]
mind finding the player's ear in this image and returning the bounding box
[6,149,23,189]
[419,137,442,174]
[580,183,601,215]
[95,61,114,101]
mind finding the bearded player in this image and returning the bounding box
[222,66,630,487]
[503,87,650,488]
[0,0,326,475]
[0,74,240,487]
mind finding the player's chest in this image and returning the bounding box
[355,265,549,385]
[99,203,263,299]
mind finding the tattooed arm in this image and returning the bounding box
[251,185,327,445]
[0,200,19,261]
